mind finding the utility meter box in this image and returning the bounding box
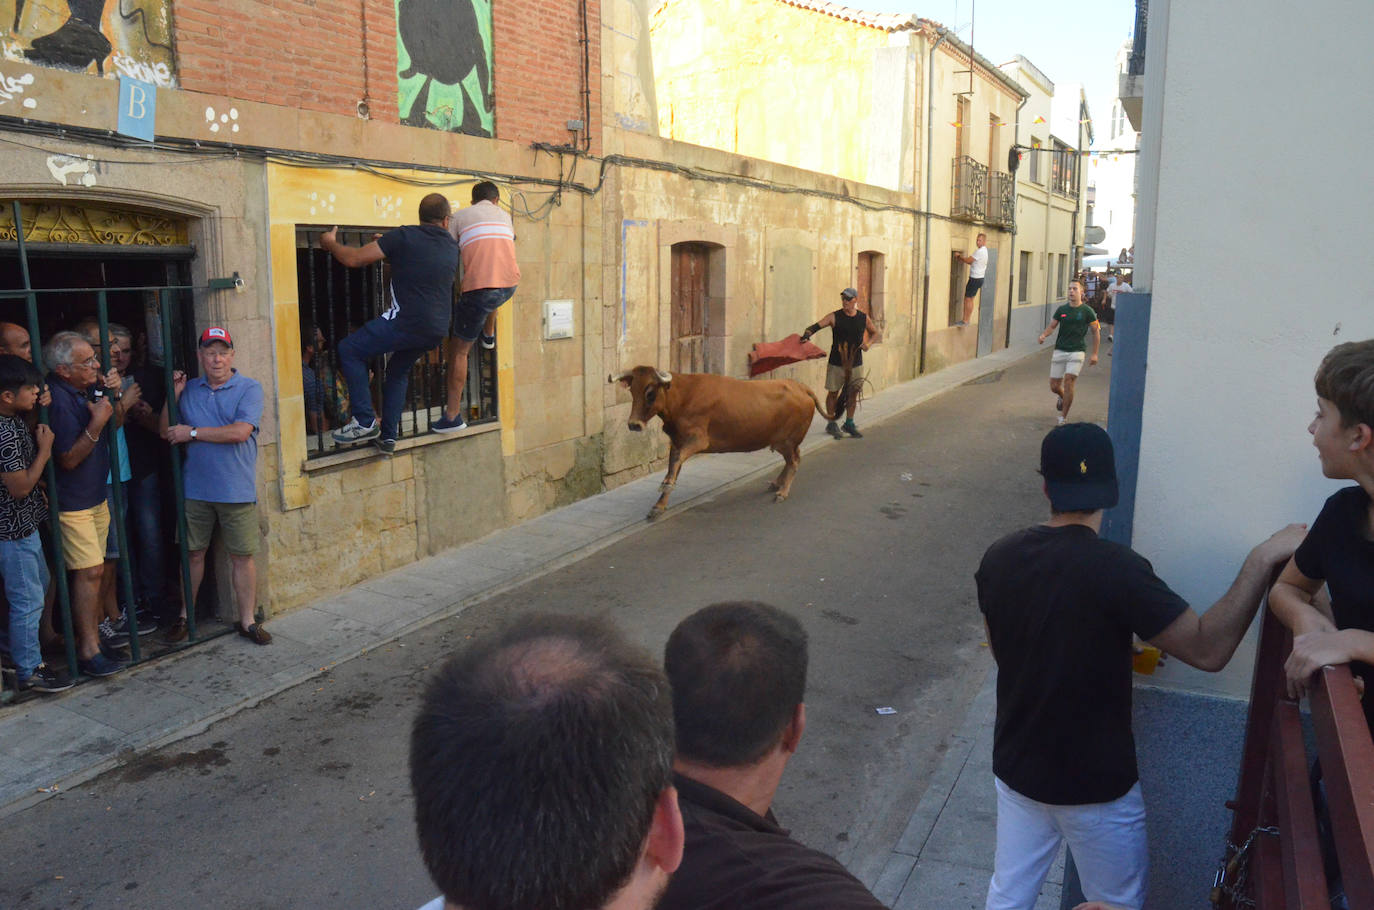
[543,299,575,340]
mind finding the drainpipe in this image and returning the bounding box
[918,30,946,375]
[1004,93,1027,349]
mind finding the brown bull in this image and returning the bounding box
[611,366,839,519]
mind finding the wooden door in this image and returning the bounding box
[671,243,709,373]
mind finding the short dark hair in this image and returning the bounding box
[472,180,500,204]
[418,192,451,225]
[1315,339,1374,429]
[664,601,808,767]
[411,613,674,910]
[0,354,42,396]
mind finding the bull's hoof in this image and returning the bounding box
[773,492,788,503]
[647,507,665,521]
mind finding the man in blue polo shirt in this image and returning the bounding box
[45,330,124,677]
[160,326,270,645]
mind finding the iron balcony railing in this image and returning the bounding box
[1128,0,1148,76]
[951,155,987,223]
[987,170,1016,228]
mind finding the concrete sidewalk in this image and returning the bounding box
[0,343,1047,905]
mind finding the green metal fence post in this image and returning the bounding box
[97,293,141,663]
[11,200,79,678]
[160,290,196,640]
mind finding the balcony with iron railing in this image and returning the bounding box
[951,156,1016,229]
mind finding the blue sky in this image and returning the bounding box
[850,0,1137,136]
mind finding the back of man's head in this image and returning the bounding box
[418,192,451,225]
[411,613,675,910]
[472,181,500,204]
[664,601,808,767]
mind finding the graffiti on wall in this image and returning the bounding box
[2,0,175,87]
[395,0,494,137]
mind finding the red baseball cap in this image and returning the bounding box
[199,326,233,348]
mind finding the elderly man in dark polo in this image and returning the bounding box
[160,326,269,645]
[45,330,124,677]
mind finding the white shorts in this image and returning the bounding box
[1049,350,1086,379]
[985,777,1148,910]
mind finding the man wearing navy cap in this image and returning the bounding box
[976,423,1303,910]
[161,326,269,645]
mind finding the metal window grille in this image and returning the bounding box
[294,227,498,459]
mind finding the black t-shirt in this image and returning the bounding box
[125,365,167,481]
[376,224,459,339]
[657,773,885,910]
[1294,486,1374,725]
[827,309,868,367]
[976,524,1189,805]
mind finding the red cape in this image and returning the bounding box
[748,334,827,377]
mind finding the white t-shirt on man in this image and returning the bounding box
[970,246,989,279]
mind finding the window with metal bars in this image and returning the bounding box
[294,226,497,457]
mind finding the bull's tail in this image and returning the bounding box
[833,343,864,415]
[807,386,839,421]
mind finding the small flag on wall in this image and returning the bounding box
[1033,116,1046,123]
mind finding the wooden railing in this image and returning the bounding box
[1218,605,1374,907]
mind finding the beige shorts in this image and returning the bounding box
[60,502,111,571]
[1049,350,1086,379]
[825,363,867,392]
[185,499,260,556]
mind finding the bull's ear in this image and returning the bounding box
[655,370,672,386]
[611,371,633,388]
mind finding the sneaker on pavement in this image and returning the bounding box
[19,663,74,693]
[113,609,157,638]
[374,438,396,456]
[236,622,272,646]
[842,421,863,438]
[825,421,843,439]
[78,652,126,678]
[479,333,496,350]
[332,417,381,445]
[1056,416,1067,426]
[432,413,468,434]
[99,617,129,647]
[1055,395,1063,412]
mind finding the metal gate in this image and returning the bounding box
[1,200,222,692]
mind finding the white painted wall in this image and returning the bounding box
[1130,0,1374,691]
[1089,41,1138,259]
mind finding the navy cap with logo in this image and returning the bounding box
[1039,422,1118,512]
[840,287,858,300]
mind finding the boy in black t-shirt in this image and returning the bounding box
[978,423,1301,910]
[0,356,71,693]
[1271,339,1374,709]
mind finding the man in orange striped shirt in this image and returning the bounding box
[435,181,522,433]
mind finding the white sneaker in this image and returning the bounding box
[332,418,380,444]
[1056,416,1066,426]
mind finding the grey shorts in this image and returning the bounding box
[825,363,867,392]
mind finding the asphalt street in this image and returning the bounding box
[0,347,1110,909]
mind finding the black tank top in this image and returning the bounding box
[828,309,867,366]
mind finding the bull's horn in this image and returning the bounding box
[655,369,672,383]
[610,371,633,384]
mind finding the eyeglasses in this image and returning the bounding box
[74,357,100,369]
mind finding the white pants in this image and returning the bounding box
[985,777,1148,910]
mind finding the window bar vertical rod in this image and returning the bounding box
[306,234,322,452]
[160,289,196,641]
[11,200,79,676]
[98,293,140,662]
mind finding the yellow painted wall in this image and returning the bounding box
[650,0,901,188]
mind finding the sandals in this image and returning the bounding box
[236,622,272,646]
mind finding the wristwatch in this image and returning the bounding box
[189,427,198,440]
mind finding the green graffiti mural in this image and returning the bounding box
[395,0,494,137]
[3,0,176,86]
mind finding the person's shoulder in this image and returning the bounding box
[1323,485,1371,520]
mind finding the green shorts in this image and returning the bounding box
[184,499,259,556]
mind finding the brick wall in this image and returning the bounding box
[174,0,400,125]
[173,0,596,152]
[493,0,602,154]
